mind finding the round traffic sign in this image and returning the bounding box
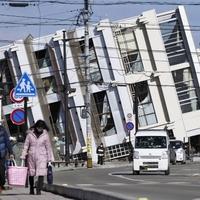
[10,108,25,125]
[126,122,134,131]
[10,88,24,103]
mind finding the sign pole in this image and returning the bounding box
[24,97,28,132]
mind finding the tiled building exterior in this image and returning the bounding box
[1,6,200,161]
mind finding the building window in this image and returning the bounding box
[115,28,144,73]
[130,81,157,127]
[35,49,52,69]
[93,91,116,136]
[42,76,57,95]
[78,40,103,84]
[160,18,188,65]
[172,68,200,113]
[0,59,15,105]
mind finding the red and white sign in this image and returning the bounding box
[10,88,24,103]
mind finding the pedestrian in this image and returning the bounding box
[20,120,54,195]
[0,125,14,193]
[96,143,105,165]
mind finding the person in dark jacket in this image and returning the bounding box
[96,143,105,165]
[0,125,13,193]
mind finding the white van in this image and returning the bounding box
[132,130,170,175]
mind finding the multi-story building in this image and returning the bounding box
[1,5,200,161]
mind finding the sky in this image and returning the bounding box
[0,1,199,47]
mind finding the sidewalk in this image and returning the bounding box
[0,186,73,200]
[0,160,132,200]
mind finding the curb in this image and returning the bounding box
[43,183,135,200]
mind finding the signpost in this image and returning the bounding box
[13,72,37,188]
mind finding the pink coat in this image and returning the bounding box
[21,129,54,176]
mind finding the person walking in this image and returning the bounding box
[21,120,54,195]
[96,143,105,165]
[0,125,13,193]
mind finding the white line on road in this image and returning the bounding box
[165,182,188,185]
[108,172,159,184]
[76,184,94,187]
[106,183,127,186]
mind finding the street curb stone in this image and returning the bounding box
[43,183,135,200]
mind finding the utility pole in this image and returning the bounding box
[84,0,92,168]
[63,30,70,166]
[134,85,138,134]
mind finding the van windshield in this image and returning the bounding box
[135,136,167,149]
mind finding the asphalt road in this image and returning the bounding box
[53,162,200,200]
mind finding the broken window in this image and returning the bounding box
[35,49,52,68]
[160,19,188,65]
[42,76,57,95]
[130,81,157,127]
[93,91,116,136]
[115,28,144,73]
[78,39,103,84]
[172,68,200,113]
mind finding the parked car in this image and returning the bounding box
[170,140,186,164]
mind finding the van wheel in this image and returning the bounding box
[181,161,186,164]
[164,168,170,175]
[133,170,139,175]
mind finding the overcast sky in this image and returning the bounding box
[0,1,199,47]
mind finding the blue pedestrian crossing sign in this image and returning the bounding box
[14,72,36,97]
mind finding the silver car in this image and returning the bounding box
[170,140,186,164]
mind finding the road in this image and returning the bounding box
[53,162,200,200]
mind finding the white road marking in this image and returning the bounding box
[76,184,94,187]
[108,172,146,182]
[165,182,188,185]
[192,173,200,176]
[62,183,68,186]
[139,181,160,185]
[106,183,127,186]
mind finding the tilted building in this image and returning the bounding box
[1,5,200,161]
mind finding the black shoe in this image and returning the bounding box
[36,189,41,195]
[29,188,34,195]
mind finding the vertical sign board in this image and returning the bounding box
[10,72,37,125]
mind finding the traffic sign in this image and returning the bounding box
[10,108,25,125]
[10,88,24,103]
[126,122,134,131]
[127,113,132,118]
[14,72,36,97]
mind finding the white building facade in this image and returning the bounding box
[1,6,200,161]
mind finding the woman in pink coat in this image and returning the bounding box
[21,120,54,195]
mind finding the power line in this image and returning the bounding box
[2,0,200,6]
